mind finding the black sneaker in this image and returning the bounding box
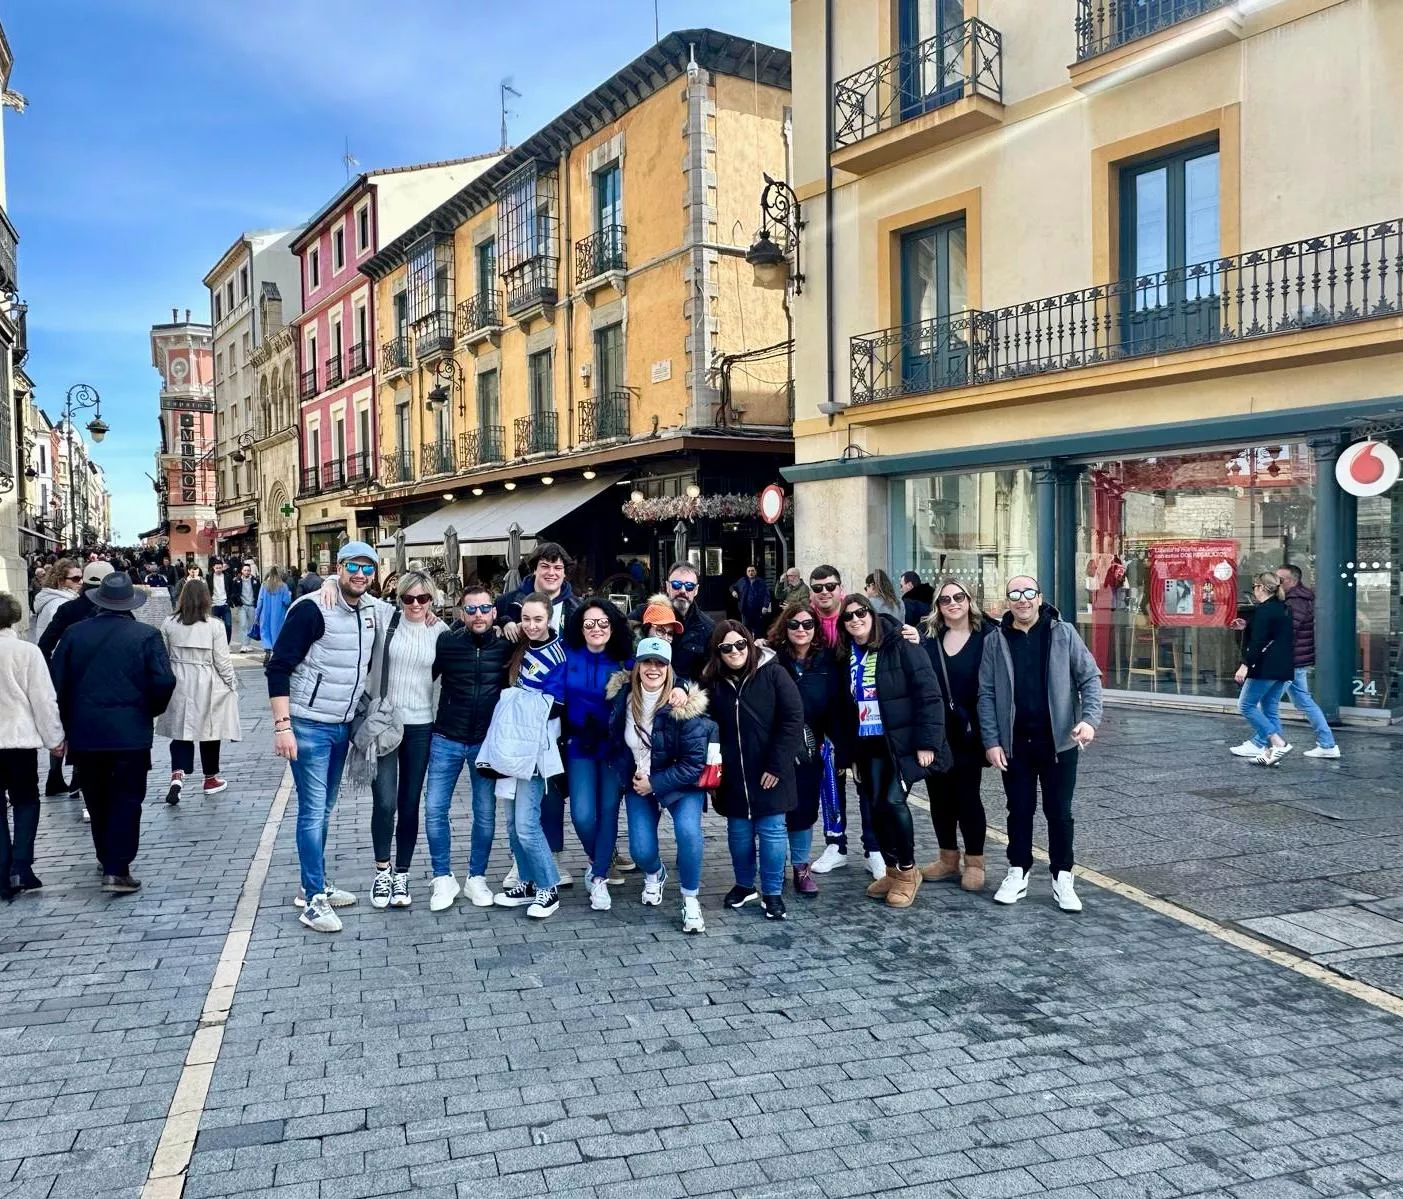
[724,884,759,909]
[527,887,559,919]
[493,881,537,908]
[761,894,787,921]
[13,869,42,891]
[165,781,182,806]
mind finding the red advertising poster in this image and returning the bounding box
[1146,540,1238,627]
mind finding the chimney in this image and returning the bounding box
[185,308,191,322]
[172,307,179,323]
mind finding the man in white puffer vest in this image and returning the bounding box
[266,542,383,932]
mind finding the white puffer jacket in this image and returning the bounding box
[0,629,64,749]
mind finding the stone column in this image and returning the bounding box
[1309,436,1342,721]
[1032,462,1058,596]
[1055,465,1081,617]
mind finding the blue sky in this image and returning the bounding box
[6,0,789,544]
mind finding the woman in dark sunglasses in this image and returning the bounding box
[702,620,804,920]
[766,600,850,896]
[919,579,990,891]
[839,594,948,909]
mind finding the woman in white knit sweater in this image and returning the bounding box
[369,571,446,909]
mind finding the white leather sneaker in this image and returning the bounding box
[865,851,886,881]
[429,874,461,912]
[463,875,494,907]
[1051,871,1082,913]
[810,845,847,874]
[993,866,1029,905]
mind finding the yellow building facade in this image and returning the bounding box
[358,30,794,604]
[786,0,1403,718]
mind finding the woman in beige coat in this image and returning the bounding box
[156,579,241,805]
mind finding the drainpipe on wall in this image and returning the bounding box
[824,0,836,423]
[561,146,575,449]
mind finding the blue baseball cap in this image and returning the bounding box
[337,540,378,564]
[636,636,672,664]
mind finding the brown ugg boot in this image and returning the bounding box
[886,866,922,908]
[960,855,986,891]
[920,848,962,882]
[866,865,898,898]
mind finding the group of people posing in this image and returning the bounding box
[265,542,1104,934]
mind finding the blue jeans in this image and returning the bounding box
[422,735,498,879]
[288,717,351,899]
[625,789,704,895]
[726,812,788,896]
[567,756,624,879]
[506,775,559,890]
[1285,667,1336,748]
[1239,678,1290,745]
[788,826,813,867]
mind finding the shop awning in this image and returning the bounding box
[381,474,623,551]
[215,524,250,539]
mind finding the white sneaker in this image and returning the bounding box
[681,895,705,934]
[299,893,342,933]
[324,881,356,907]
[589,874,612,912]
[641,866,667,907]
[82,806,90,823]
[994,866,1029,905]
[1051,871,1082,913]
[554,853,573,888]
[1304,744,1341,759]
[389,872,411,908]
[501,863,520,890]
[810,844,847,874]
[429,875,461,912]
[865,851,886,881]
[463,875,494,907]
[1229,740,1265,758]
[527,886,560,919]
[370,868,393,909]
[1254,745,1285,767]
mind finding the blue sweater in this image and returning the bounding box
[513,635,567,703]
[563,646,627,759]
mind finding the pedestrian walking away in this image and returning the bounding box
[900,571,933,626]
[0,593,66,899]
[704,619,804,921]
[977,577,1102,912]
[266,541,383,932]
[254,567,292,666]
[1274,563,1340,759]
[921,579,991,890]
[156,579,241,805]
[839,594,948,910]
[608,637,711,932]
[49,573,177,894]
[1232,572,1296,768]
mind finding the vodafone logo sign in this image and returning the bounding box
[1336,440,1401,497]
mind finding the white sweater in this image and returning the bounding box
[0,628,65,749]
[385,618,445,725]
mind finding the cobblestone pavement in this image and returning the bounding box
[4,668,1403,1199]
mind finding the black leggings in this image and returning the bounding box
[929,759,986,855]
[853,739,914,869]
[170,740,221,776]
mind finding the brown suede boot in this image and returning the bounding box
[920,848,962,882]
[866,865,898,898]
[961,855,986,891]
[886,866,922,908]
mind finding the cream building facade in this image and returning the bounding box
[249,286,299,570]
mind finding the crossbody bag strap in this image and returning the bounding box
[933,636,956,712]
[379,609,402,700]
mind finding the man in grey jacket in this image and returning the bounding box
[977,576,1102,913]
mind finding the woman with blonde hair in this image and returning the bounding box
[31,558,82,645]
[253,566,292,665]
[157,578,241,804]
[1234,571,1296,766]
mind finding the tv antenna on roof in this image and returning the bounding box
[343,137,359,181]
[500,78,521,152]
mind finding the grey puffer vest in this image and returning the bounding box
[286,593,379,723]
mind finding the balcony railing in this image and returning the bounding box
[575,226,627,285]
[579,391,630,443]
[346,450,371,484]
[1076,0,1231,61]
[414,312,455,361]
[381,449,414,486]
[324,354,344,389]
[381,337,410,375]
[0,204,16,294]
[833,19,1001,149]
[504,254,559,316]
[515,411,559,457]
[298,465,321,497]
[459,426,506,468]
[850,217,1403,405]
[298,367,318,400]
[421,439,457,477]
[321,459,346,491]
[347,342,370,377]
[457,292,503,335]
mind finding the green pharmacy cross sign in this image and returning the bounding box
[280,503,295,519]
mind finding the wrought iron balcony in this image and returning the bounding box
[850,217,1403,405]
[381,449,414,486]
[504,255,559,317]
[0,204,15,294]
[421,439,457,477]
[1076,0,1231,61]
[515,411,558,457]
[459,426,506,468]
[833,18,1001,149]
[457,293,503,337]
[579,391,630,443]
[298,465,321,497]
[321,459,346,491]
[299,367,318,400]
[381,337,411,376]
[324,354,344,389]
[414,312,455,361]
[346,450,371,484]
[347,342,369,377]
[575,226,627,285]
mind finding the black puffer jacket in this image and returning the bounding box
[707,649,804,820]
[1283,583,1316,668]
[672,604,715,683]
[1242,595,1294,682]
[432,626,512,744]
[843,614,950,785]
[775,647,851,768]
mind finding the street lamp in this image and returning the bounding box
[229,431,256,464]
[746,173,803,294]
[425,357,465,415]
[62,383,106,549]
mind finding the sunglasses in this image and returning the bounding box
[342,562,376,576]
[669,579,697,592]
[841,609,870,623]
[937,592,969,606]
[401,594,433,607]
[811,580,840,593]
[718,639,749,654]
[787,617,816,631]
[461,603,495,614]
[1007,588,1039,602]
[582,618,610,631]
[65,575,82,583]
[648,627,675,639]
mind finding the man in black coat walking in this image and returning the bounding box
[50,574,176,893]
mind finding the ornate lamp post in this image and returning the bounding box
[425,357,465,415]
[745,173,804,294]
[62,383,107,549]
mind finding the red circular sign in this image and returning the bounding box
[1336,440,1400,497]
[759,484,785,524]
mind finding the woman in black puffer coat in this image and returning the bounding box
[1235,572,1296,766]
[703,620,804,921]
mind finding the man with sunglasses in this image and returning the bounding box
[977,576,1102,913]
[662,562,714,683]
[266,541,384,932]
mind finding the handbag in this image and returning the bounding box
[350,611,405,760]
[697,725,723,790]
[248,621,261,643]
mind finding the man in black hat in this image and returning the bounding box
[50,573,176,893]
